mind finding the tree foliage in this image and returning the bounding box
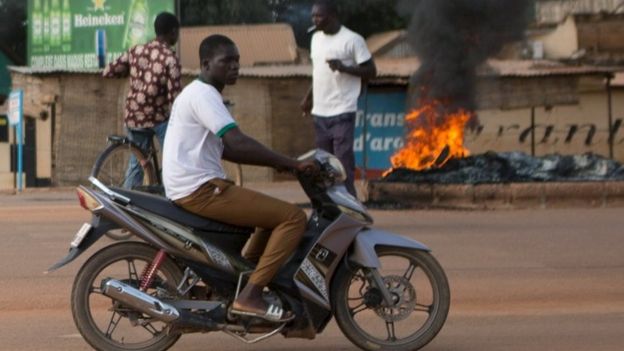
[0,0,407,63]
[180,0,408,47]
[0,0,27,64]
[180,0,274,27]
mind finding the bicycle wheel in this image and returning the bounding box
[91,142,158,190]
[91,142,158,241]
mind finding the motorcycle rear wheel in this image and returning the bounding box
[71,242,184,351]
[331,247,450,351]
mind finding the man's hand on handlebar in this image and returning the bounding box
[294,159,320,176]
[275,159,319,176]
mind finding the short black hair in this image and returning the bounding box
[154,12,179,36]
[199,34,236,61]
[314,0,338,15]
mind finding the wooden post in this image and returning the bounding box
[606,74,614,159]
[530,106,536,157]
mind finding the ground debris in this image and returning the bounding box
[381,151,624,184]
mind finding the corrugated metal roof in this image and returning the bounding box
[482,59,616,77]
[8,65,103,74]
[217,59,614,79]
[181,58,419,79]
[179,23,298,69]
[10,59,618,80]
[181,65,308,78]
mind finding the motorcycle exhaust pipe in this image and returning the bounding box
[101,278,180,323]
[101,279,220,331]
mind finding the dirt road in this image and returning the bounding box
[1,187,623,350]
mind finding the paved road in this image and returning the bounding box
[1,186,623,351]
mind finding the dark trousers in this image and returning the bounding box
[312,112,357,197]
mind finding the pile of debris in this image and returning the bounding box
[381,152,624,184]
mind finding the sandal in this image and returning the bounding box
[230,303,295,323]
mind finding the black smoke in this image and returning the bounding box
[400,0,531,115]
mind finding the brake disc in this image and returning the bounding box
[374,275,417,322]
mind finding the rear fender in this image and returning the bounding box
[86,186,189,257]
[46,215,118,272]
[349,228,431,268]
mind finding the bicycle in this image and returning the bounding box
[90,129,162,240]
[91,129,244,240]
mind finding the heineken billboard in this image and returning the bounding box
[27,0,175,69]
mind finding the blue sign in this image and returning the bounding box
[355,89,407,171]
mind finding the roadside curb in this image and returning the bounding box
[367,181,624,209]
[0,186,76,195]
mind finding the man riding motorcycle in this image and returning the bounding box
[162,34,318,323]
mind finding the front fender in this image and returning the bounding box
[46,216,118,273]
[349,228,431,268]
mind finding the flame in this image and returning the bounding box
[387,100,472,173]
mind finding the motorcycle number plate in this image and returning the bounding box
[70,223,92,248]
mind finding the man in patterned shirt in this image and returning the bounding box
[103,12,182,189]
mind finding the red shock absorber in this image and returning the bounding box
[139,249,167,291]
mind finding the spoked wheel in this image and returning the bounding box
[71,242,184,351]
[332,248,450,351]
[91,142,157,189]
[91,142,158,240]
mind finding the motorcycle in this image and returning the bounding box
[48,149,450,351]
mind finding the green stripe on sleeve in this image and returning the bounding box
[216,122,237,137]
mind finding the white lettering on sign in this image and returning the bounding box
[356,111,406,128]
[31,52,124,70]
[74,13,125,27]
[354,134,404,152]
[8,91,22,126]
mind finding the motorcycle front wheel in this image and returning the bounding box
[71,242,184,351]
[331,247,450,351]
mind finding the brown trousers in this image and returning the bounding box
[174,178,307,286]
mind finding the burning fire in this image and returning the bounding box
[388,100,473,172]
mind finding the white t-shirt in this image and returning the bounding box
[162,80,237,201]
[310,26,372,117]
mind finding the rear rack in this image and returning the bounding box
[89,176,131,205]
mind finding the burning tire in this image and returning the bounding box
[331,247,450,351]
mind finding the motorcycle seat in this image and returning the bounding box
[111,187,254,235]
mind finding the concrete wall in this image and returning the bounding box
[184,76,314,182]
[467,77,624,161]
[533,16,579,59]
[5,70,622,189]
[266,78,316,179]
[577,15,624,53]
[0,102,11,189]
[535,0,622,24]
[6,72,314,188]
[3,73,63,189]
[219,77,274,182]
[202,76,314,182]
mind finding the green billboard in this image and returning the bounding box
[28,0,175,69]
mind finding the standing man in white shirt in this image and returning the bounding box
[300,0,376,197]
[163,34,317,323]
